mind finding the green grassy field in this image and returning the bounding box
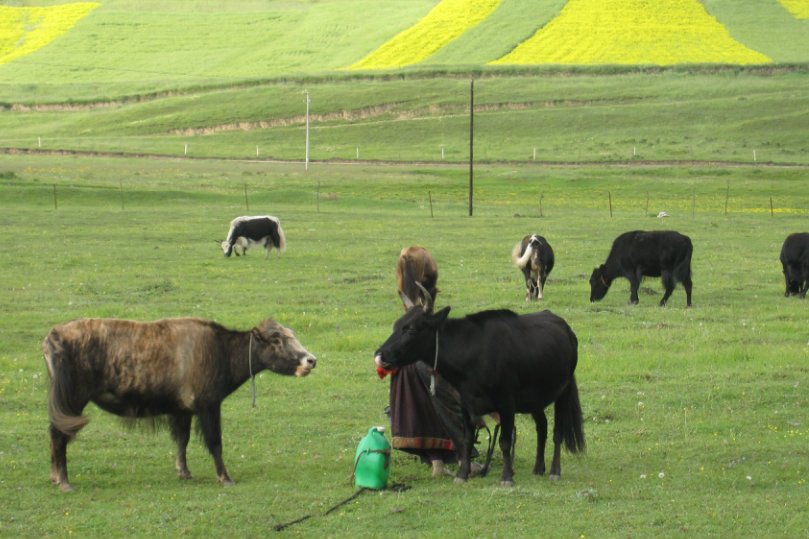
[1,0,808,537]
[1,155,807,537]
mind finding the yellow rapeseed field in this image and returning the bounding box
[348,0,501,70]
[779,0,809,18]
[0,2,98,66]
[492,0,771,66]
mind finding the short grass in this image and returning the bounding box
[3,70,809,166]
[1,154,807,537]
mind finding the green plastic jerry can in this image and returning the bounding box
[353,426,391,490]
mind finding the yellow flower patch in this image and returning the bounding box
[0,2,98,66]
[349,0,501,70]
[492,0,770,66]
[779,0,809,18]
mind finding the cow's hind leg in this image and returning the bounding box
[169,412,193,480]
[198,405,234,486]
[498,413,516,487]
[683,276,693,307]
[549,404,566,481]
[49,425,73,492]
[522,267,535,301]
[531,410,548,475]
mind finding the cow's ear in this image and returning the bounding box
[251,327,266,343]
[429,306,451,327]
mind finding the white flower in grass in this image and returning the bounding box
[658,472,665,479]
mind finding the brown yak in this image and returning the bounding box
[43,316,315,492]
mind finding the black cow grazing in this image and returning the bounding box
[43,317,316,492]
[590,230,693,307]
[512,234,555,301]
[396,246,438,310]
[374,291,585,487]
[221,215,286,258]
[780,232,809,298]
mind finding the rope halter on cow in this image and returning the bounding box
[430,330,439,396]
[248,332,257,408]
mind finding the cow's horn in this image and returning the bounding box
[414,281,434,312]
[399,290,416,310]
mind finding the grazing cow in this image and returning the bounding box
[374,290,585,487]
[590,230,693,307]
[780,232,809,298]
[396,246,438,310]
[512,234,555,301]
[221,216,286,258]
[42,316,316,492]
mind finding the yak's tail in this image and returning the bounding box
[272,218,286,254]
[43,330,89,438]
[674,239,693,283]
[512,241,532,268]
[555,375,586,454]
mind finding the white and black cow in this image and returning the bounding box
[221,216,286,258]
[512,234,554,301]
[780,232,809,298]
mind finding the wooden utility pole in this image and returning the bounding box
[468,79,474,217]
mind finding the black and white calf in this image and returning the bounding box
[780,232,809,298]
[221,216,286,258]
[512,234,554,300]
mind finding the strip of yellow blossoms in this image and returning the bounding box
[779,0,809,19]
[0,2,99,66]
[492,0,770,66]
[349,0,501,70]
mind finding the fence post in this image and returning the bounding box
[724,181,730,216]
[608,191,613,218]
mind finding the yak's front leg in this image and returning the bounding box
[454,408,476,484]
[169,413,193,480]
[198,405,234,486]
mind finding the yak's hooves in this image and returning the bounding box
[549,474,561,482]
[59,483,75,493]
[220,479,236,487]
[500,480,514,488]
[453,476,467,485]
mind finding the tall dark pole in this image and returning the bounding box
[468,79,474,217]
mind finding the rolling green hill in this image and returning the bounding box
[2,0,809,99]
[0,1,807,166]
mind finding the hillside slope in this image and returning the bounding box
[1,0,808,102]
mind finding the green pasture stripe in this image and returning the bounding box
[348,0,502,70]
[425,0,567,65]
[704,0,809,63]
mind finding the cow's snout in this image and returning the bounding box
[296,354,317,376]
[374,353,386,370]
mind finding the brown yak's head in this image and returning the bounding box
[251,319,316,377]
